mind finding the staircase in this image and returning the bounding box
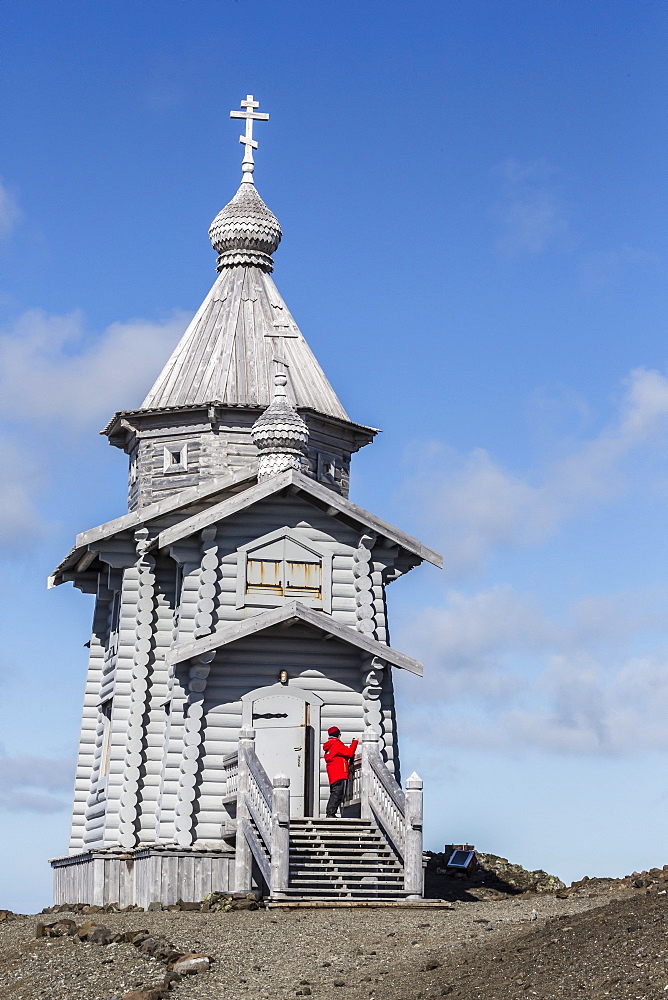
[232,729,424,902]
[283,816,407,900]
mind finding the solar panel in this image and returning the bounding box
[448,849,475,869]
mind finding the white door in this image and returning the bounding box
[252,695,309,817]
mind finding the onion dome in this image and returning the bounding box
[209,183,282,273]
[251,369,309,480]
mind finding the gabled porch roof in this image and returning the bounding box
[166,600,423,676]
[153,469,442,569]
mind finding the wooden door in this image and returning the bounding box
[251,694,311,817]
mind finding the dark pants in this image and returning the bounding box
[326,778,346,817]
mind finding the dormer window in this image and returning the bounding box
[163,441,188,474]
[236,527,332,612]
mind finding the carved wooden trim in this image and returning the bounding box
[118,529,156,849]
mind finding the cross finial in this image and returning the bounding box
[230,94,270,184]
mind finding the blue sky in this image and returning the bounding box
[0,0,666,911]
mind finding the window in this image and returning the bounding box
[100,699,113,779]
[129,453,138,485]
[163,441,188,474]
[236,528,332,612]
[108,591,121,657]
[317,452,338,486]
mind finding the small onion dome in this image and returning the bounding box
[209,182,282,273]
[251,371,309,480]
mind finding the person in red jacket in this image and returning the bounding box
[323,726,358,818]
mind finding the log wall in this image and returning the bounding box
[68,487,404,856]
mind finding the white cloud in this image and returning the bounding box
[0,754,73,813]
[0,307,188,548]
[397,584,668,755]
[406,367,668,576]
[0,179,21,240]
[493,158,570,257]
[403,585,552,703]
[0,438,43,550]
[0,308,188,428]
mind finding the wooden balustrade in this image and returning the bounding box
[233,728,290,898]
[343,753,362,807]
[222,750,239,803]
[359,729,423,900]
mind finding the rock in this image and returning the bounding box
[88,924,114,944]
[178,900,201,911]
[131,931,151,945]
[425,961,441,970]
[162,972,182,988]
[171,953,213,975]
[152,943,184,964]
[120,990,167,1000]
[333,981,346,987]
[147,902,162,912]
[138,937,160,954]
[202,892,232,906]
[0,910,12,921]
[48,918,78,936]
[76,920,98,939]
[232,899,258,910]
[476,854,566,894]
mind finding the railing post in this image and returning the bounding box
[360,729,379,820]
[404,771,423,901]
[233,727,256,892]
[270,774,290,898]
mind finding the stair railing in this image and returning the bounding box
[233,727,290,898]
[221,750,239,803]
[359,729,424,901]
[343,753,362,807]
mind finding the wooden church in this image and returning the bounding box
[49,96,442,905]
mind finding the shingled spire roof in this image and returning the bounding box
[140,96,350,421]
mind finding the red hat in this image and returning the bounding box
[327,726,340,736]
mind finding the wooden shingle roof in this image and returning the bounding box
[141,265,350,420]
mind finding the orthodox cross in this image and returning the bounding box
[230,95,269,183]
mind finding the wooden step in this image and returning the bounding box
[281,887,409,898]
[290,858,397,868]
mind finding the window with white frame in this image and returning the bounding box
[236,527,332,612]
[163,441,188,474]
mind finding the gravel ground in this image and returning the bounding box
[0,891,634,1000]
